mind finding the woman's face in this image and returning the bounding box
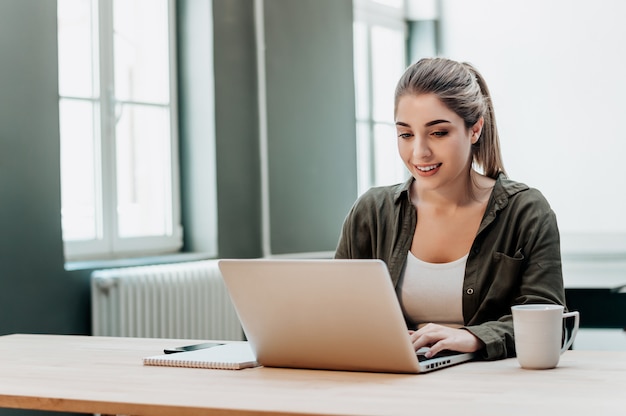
[395,93,482,193]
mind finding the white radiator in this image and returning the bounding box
[91,260,244,341]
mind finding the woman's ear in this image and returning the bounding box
[471,117,484,144]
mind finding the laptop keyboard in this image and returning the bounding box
[416,349,459,362]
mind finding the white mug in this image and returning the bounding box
[511,304,580,370]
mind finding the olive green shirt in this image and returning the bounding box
[334,174,566,360]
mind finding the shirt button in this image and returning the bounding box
[466,288,474,295]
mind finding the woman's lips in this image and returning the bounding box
[415,163,442,176]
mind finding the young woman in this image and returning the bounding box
[335,57,565,360]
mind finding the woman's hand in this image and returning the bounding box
[409,323,484,358]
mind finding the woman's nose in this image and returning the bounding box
[413,136,431,159]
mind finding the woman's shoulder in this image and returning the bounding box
[496,176,552,211]
[343,182,410,223]
[354,181,409,207]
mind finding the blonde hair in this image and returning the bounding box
[394,57,506,179]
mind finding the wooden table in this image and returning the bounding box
[0,334,625,415]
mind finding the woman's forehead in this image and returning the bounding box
[395,93,459,123]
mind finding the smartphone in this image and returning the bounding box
[163,342,224,354]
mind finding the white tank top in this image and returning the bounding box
[400,251,468,327]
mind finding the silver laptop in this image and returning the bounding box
[217,258,475,374]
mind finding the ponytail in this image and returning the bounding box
[463,62,506,179]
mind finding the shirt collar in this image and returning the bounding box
[490,173,529,211]
[393,176,414,204]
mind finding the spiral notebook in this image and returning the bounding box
[143,342,259,370]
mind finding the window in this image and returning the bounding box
[353,0,409,195]
[57,0,182,260]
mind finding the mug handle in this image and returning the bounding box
[560,311,580,354]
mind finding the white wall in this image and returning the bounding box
[439,0,626,255]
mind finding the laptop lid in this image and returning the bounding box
[218,259,474,374]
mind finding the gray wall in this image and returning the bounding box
[0,2,90,335]
[212,0,263,258]
[0,1,90,414]
[264,0,357,254]
[184,0,357,257]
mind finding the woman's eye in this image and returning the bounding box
[432,131,448,137]
[398,132,412,139]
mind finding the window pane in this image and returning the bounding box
[371,25,405,122]
[116,104,171,238]
[356,121,372,194]
[59,99,99,241]
[113,0,170,103]
[354,22,370,121]
[57,0,97,98]
[373,123,407,186]
[371,0,404,8]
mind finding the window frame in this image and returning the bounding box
[58,0,183,261]
[353,0,410,195]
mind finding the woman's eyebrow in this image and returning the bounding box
[395,119,451,128]
[424,119,451,127]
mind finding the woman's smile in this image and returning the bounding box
[415,163,442,176]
